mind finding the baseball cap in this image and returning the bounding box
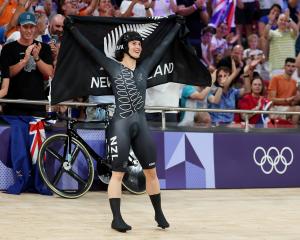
[18,12,37,26]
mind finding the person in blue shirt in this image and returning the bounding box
[179,85,212,126]
[208,59,251,125]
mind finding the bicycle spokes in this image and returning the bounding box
[38,134,94,198]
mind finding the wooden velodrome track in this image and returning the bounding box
[1,188,300,240]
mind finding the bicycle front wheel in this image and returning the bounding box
[122,150,146,195]
[38,134,94,199]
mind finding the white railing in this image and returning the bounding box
[1,98,299,132]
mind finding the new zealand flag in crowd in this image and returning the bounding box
[0,116,51,195]
[51,15,211,104]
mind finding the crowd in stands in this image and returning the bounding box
[1,0,300,128]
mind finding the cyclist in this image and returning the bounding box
[67,19,182,232]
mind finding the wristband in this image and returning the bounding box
[192,3,198,10]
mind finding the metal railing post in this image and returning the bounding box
[161,110,166,130]
[244,114,249,133]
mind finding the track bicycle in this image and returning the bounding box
[37,104,146,199]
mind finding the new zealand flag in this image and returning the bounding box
[51,15,211,104]
[0,116,51,195]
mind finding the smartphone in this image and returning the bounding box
[51,35,59,44]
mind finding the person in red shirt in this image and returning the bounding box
[237,74,270,124]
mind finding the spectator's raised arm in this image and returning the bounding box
[80,0,99,16]
[177,0,208,24]
[120,0,139,17]
[222,58,240,89]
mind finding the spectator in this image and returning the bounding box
[60,0,98,16]
[178,84,211,126]
[4,0,32,38]
[264,13,298,76]
[210,22,231,61]
[288,0,300,56]
[6,13,50,45]
[150,0,177,16]
[287,0,299,24]
[208,59,251,125]
[201,26,214,71]
[0,0,18,27]
[268,57,300,124]
[176,0,209,57]
[119,0,153,17]
[35,14,49,41]
[258,0,284,18]
[237,74,270,125]
[0,12,53,116]
[217,44,245,86]
[235,0,260,43]
[44,0,57,20]
[94,0,121,16]
[258,3,281,57]
[41,14,65,66]
[243,33,270,80]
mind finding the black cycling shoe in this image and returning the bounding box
[111,219,132,232]
[155,215,170,229]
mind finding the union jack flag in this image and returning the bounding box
[29,118,46,165]
[210,0,236,29]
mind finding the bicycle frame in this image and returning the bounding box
[63,118,111,169]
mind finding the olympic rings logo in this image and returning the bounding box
[253,147,293,175]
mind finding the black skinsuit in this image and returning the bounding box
[70,23,181,172]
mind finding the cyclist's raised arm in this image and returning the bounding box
[141,22,181,74]
[64,17,118,74]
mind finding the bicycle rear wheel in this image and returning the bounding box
[38,134,94,199]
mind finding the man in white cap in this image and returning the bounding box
[0,12,53,116]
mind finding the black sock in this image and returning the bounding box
[149,193,170,229]
[109,198,132,232]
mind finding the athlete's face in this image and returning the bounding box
[128,40,142,59]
